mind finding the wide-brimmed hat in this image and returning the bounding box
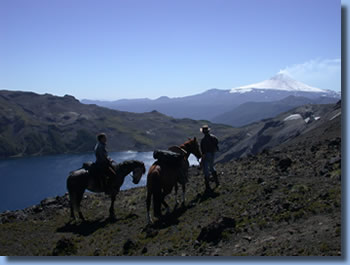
[200,125,210,133]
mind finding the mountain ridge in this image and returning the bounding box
[0,90,341,165]
[81,75,340,122]
[212,95,339,127]
[215,100,341,163]
[0,90,235,158]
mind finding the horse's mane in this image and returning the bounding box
[180,138,197,149]
[115,160,146,174]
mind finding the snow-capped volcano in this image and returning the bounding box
[230,73,327,93]
[82,73,340,123]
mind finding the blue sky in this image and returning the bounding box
[0,0,341,100]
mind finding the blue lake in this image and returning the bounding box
[0,151,199,212]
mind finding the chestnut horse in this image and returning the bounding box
[146,137,202,224]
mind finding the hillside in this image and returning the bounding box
[0,90,236,158]
[216,101,341,163]
[0,116,341,256]
[0,90,341,176]
[212,95,338,127]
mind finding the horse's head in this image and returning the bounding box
[131,161,146,184]
[183,137,202,160]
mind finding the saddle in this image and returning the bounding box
[82,161,115,194]
[153,150,183,167]
[82,162,105,179]
[168,146,188,156]
[82,161,95,172]
[168,146,190,185]
[153,147,189,185]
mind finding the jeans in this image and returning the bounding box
[203,152,216,179]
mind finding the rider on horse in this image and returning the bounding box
[94,133,116,194]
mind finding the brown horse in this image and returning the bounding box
[146,137,202,224]
[67,160,146,221]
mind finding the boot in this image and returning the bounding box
[212,171,220,187]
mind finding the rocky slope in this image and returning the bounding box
[212,95,338,127]
[0,115,341,256]
[0,90,235,158]
[216,101,341,163]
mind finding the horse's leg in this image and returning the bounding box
[174,182,180,207]
[161,192,170,214]
[109,191,117,220]
[75,190,85,221]
[181,183,186,207]
[68,192,76,221]
[146,189,152,224]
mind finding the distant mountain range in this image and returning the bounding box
[82,74,340,124]
[0,90,235,158]
[0,90,341,163]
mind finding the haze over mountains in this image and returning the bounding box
[82,74,340,126]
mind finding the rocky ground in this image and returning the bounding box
[0,132,341,256]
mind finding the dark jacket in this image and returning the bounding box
[200,133,219,154]
[94,142,111,166]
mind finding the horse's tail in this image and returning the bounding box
[147,166,162,218]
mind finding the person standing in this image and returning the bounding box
[200,125,219,191]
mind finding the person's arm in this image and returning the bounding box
[214,135,219,151]
[200,153,206,168]
[103,146,114,165]
[200,139,206,168]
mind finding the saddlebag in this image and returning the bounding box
[153,150,183,166]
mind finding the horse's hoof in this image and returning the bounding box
[78,214,85,222]
[146,214,153,225]
[154,213,162,219]
[108,215,117,222]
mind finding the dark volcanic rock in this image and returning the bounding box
[52,237,77,256]
[277,158,292,172]
[0,210,28,224]
[197,217,236,244]
[123,239,137,255]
